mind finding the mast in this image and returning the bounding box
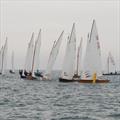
[1,37,7,74]
[31,40,37,76]
[76,37,83,75]
[89,19,95,43]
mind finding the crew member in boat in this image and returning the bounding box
[24,70,28,76]
[39,72,43,77]
[35,70,43,77]
[19,69,23,76]
[73,73,81,79]
[19,69,27,78]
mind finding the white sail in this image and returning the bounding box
[45,31,64,77]
[0,46,4,73]
[24,42,30,71]
[83,20,102,79]
[83,33,91,78]
[1,38,8,74]
[31,29,41,76]
[24,33,34,72]
[107,52,115,73]
[61,23,76,79]
[76,38,83,76]
[11,51,15,72]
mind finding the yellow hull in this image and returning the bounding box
[78,79,109,83]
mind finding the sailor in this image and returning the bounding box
[29,72,32,76]
[24,70,28,76]
[19,70,22,75]
[39,72,43,77]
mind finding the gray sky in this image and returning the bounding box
[0,0,120,71]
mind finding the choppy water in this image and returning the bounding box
[0,71,120,120]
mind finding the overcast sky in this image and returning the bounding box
[0,0,120,71]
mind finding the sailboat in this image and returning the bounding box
[9,51,15,74]
[22,29,42,80]
[103,52,120,75]
[42,31,64,80]
[79,20,109,83]
[59,23,77,82]
[19,32,34,79]
[0,38,8,75]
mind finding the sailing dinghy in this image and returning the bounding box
[19,32,34,79]
[26,29,41,80]
[103,52,120,75]
[79,20,109,83]
[59,23,77,82]
[20,30,42,80]
[27,29,42,80]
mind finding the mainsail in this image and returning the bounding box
[24,33,34,72]
[31,29,41,76]
[83,20,102,79]
[45,31,64,78]
[11,51,15,73]
[107,52,115,73]
[76,38,83,76]
[61,23,76,79]
[0,46,4,73]
[1,38,8,74]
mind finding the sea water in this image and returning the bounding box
[0,71,120,120]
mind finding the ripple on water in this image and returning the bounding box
[0,72,120,120]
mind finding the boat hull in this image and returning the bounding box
[103,73,120,75]
[20,74,37,80]
[78,79,109,83]
[9,70,15,74]
[26,75,37,80]
[20,75,26,79]
[59,77,78,82]
[59,78,109,83]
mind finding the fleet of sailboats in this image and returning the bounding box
[1,20,119,82]
[59,20,109,83]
